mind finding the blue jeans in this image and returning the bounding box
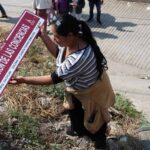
[88,1,101,21]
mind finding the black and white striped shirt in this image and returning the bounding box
[55,45,99,90]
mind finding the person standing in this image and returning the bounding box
[47,1,55,26]
[54,0,69,15]
[68,0,85,20]
[9,14,115,150]
[0,4,8,18]
[33,0,53,32]
[87,0,103,24]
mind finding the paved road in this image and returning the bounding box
[1,0,150,69]
[0,0,150,121]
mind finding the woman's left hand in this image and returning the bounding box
[9,76,25,84]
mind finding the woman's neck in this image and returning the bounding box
[66,39,87,54]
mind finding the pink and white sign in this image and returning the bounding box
[0,10,44,95]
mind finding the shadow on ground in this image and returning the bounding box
[0,17,19,25]
[118,0,150,3]
[83,13,137,40]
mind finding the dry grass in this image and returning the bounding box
[4,85,64,119]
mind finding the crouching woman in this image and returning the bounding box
[9,14,115,150]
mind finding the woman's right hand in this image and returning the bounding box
[39,26,58,58]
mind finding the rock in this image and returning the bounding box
[107,135,144,150]
[36,96,52,109]
[108,121,124,135]
[136,126,150,150]
[107,138,119,150]
[8,117,18,126]
[0,106,6,113]
[77,137,89,149]
[0,140,10,150]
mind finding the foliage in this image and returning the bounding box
[115,93,142,118]
[7,111,42,147]
[37,84,64,99]
[0,111,45,149]
[51,144,61,150]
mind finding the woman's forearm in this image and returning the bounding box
[23,75,53,85]
[40,33,57,57]
[10,75,54,85]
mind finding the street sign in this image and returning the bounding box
[0,10,44,95]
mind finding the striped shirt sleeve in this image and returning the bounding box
[55,45,99,89]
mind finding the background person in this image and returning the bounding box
[9,14,115,150]
[54,0,69,16]
[87,0,103,25]
[68,0,85,20]
[33,0,53,32]
[47,1,55,26]
[0,4,8,18]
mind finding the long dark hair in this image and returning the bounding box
[52,14,108,77]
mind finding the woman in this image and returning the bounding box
[10,14,115,150]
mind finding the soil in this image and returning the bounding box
[0,92,144,150]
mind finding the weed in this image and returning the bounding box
[0,111,46,149]
[27,40,43,57]
[38,84,64,99]
[7,111,43,148]
[51,144,61,150]
[115,93,142,118]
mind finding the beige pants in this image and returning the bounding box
[64,71,115,134]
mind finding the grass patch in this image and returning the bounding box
[0,111,45,149]
[37,84,64,99]
[115,93,149,127]
[8,111,39,140]
[115,93,141,118]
